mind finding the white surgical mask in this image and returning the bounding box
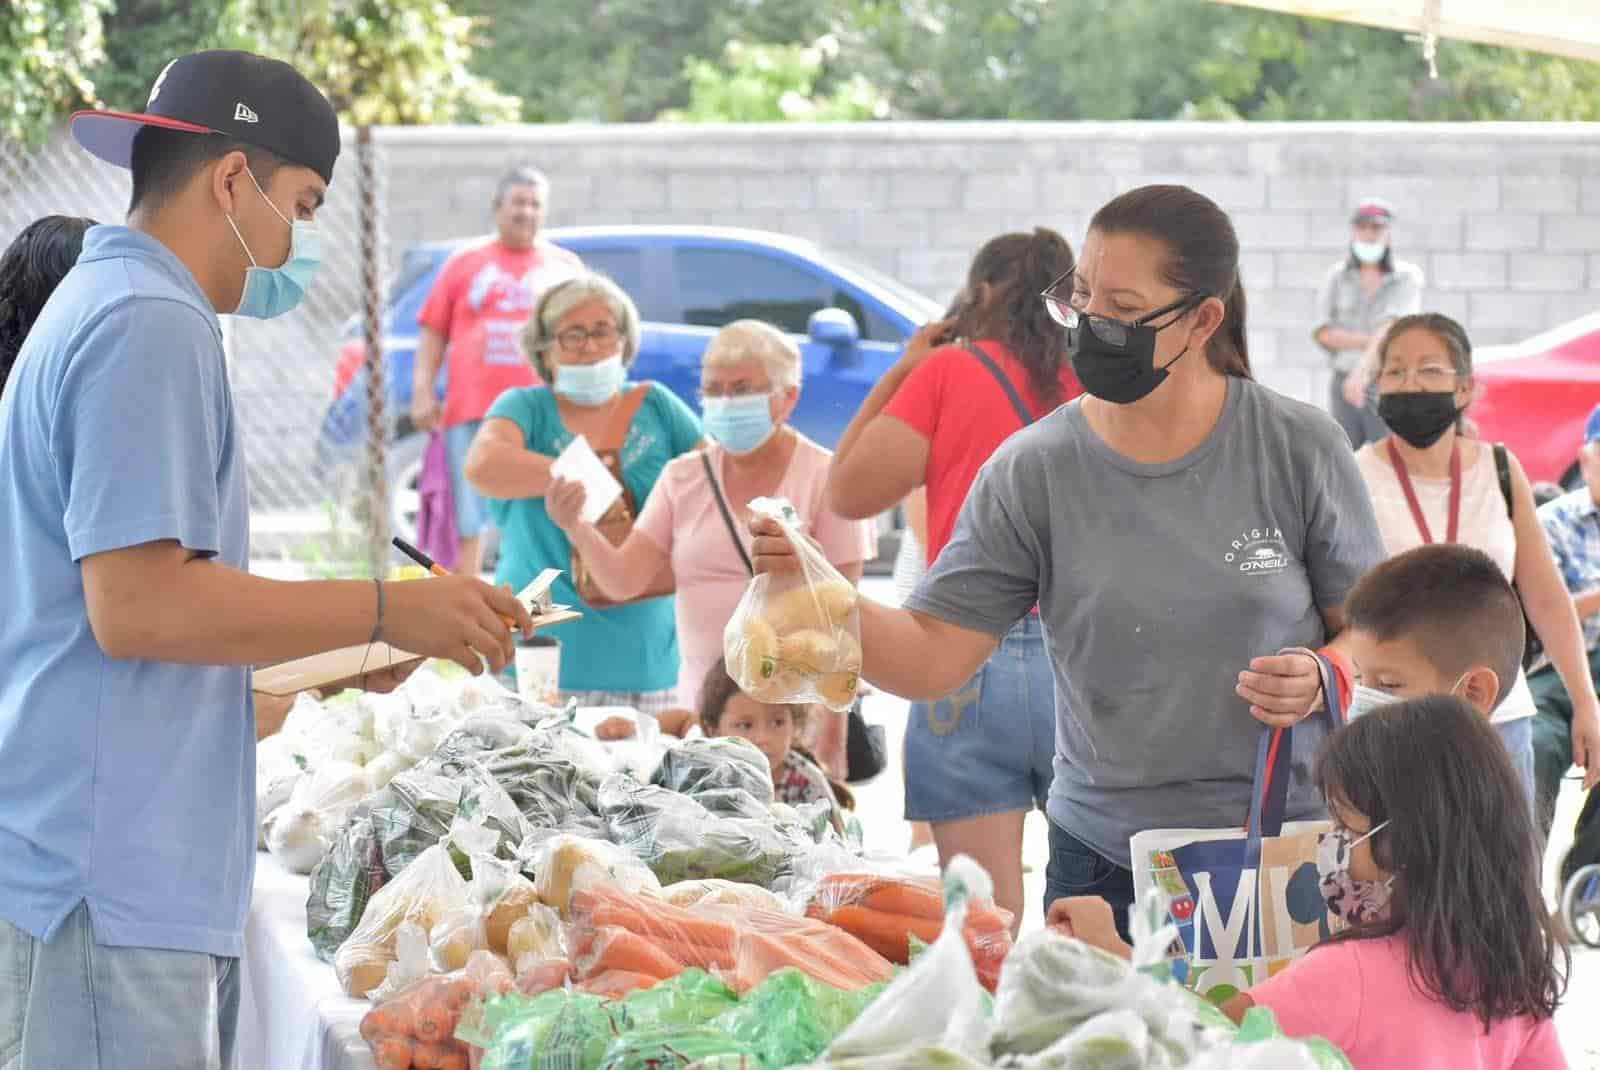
[1351,240,1387,265]
[1346,683,1397,721]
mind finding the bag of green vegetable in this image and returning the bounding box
[651,737,774,807]
[308,813,386,960]
[468,989,619,1070]
[370,764,530,876]
[598,776,795,888]
[618,969,739,1031]
[712,967,885,1069]
[1176,1008,1350,1070]
[597,1026,758,1070]
[802,1048,992,1069]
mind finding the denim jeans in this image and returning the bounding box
[0,903,239,1070]
[1043,818,1138,944]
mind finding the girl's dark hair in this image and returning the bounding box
[1378,312,1473,379]
[1315,694,1566,1027]
[960,228,1075,404]
[0,215,95,400]
[698,656,805,734]
[1088,185,1252,380]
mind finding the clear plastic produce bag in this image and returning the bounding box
[723,498,863,712]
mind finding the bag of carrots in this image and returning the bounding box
[360,950,514,1070]
[804,868,1014,992]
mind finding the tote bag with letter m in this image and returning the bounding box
[1130,653,1348,1004]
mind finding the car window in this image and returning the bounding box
[573,246,648,309]
[673,248,833,335]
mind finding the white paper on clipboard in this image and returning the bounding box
[550,434,623,523]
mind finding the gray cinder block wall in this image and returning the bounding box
[377,122,1600,403]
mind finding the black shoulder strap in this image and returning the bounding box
[701,451,755,576]
[1493,443,1514,521]
[963,345,1034,428]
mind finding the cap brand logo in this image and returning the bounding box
[234,103,260,123]
[148,59,179,105]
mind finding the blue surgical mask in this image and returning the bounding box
[703,394,776,454]
[554,355,626,405]
[1351,240,1387,266]
[227,167,322,319]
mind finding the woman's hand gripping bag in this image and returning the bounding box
[724,498,862,712]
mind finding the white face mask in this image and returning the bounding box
[1351,240,1387,265]
[1346,672,1470,721]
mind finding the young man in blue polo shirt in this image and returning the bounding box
[0,51,534,1068]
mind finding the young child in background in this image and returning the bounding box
[1339,542,1528,722]
[697,657,854,815]
[1056,695,1568,1068]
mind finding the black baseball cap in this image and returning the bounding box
[71,50,341,185]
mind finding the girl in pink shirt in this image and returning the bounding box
[1056,694,1568,1069]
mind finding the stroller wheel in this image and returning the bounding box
[1559,864,1600,950]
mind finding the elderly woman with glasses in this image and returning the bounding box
[1354,312,1600,805]
[465,271,703,712]
[544,318,875,731]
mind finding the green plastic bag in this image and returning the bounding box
[472,990,620,1070]
[1234,1007,1351,1070]
[616,969,739,1032]
[713,968,886,1069]
[597,1025,757,1070]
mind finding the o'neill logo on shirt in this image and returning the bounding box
[1225,527,1290,576]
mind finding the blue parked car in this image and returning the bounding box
[321,225,942,543]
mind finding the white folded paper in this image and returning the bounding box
[550,434,624,524]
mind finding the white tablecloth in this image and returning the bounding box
[236,853,375,1070]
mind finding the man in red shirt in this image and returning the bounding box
[411,166,582,576]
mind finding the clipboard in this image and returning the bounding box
[251,575,582,697]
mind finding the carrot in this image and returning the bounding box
[822,904,941,963]
[578,969,659,999]
[516,957,573,995]
[735,928,893,992]
[436,1052,469,1070]
[577,926,686,980]
[570,889,738,969]
[414,1000,459,1045]
[412,1041,456,1070]
[373,1035,415,1070]
[815,873,944,921]
[362,1005,410,1042]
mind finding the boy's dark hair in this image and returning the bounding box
[1315,694,1566,1025]
[1345,544,1525,712]
[129,127,287,215]
[0,215,95,399]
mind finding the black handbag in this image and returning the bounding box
[702,452,887,783]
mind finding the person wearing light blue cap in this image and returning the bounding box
[1533,404,1600,886]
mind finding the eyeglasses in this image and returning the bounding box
[555,323,620,353]
[1379,364,1458,390]
[698,381,770,402]
[1039,270,1209,346]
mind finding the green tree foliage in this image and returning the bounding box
[662,38,889,122]
[0,0,113,146]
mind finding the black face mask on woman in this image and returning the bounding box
[1377,391,1460,449]
[1054,291,1209,405]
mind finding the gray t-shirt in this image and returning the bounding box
[905,377,1384,866]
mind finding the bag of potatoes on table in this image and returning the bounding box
[724,497,863,712]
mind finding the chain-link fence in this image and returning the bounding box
[0,129,388,577]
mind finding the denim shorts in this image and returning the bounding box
[444,419,491,538]
[0,902,239,1070]
[903,615,1055,822]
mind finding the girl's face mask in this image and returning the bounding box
[1317,819,1393,926]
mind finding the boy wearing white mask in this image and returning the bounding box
[0,51,534,1068]
[1312,197,1425,449]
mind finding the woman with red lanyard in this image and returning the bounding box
[825,228,1078,930]
[1355,312,1600,807]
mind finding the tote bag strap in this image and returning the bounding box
[1244,650,1345,859]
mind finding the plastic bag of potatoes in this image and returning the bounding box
[723,498,863,712]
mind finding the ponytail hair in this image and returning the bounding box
[0,215,94,401]
[961,227,1076,404]
[1089,185,1252,380]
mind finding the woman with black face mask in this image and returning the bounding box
[755,186,1388,939]
[1356,313,1600,809]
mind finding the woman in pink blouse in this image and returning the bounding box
[544,319,876,719]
